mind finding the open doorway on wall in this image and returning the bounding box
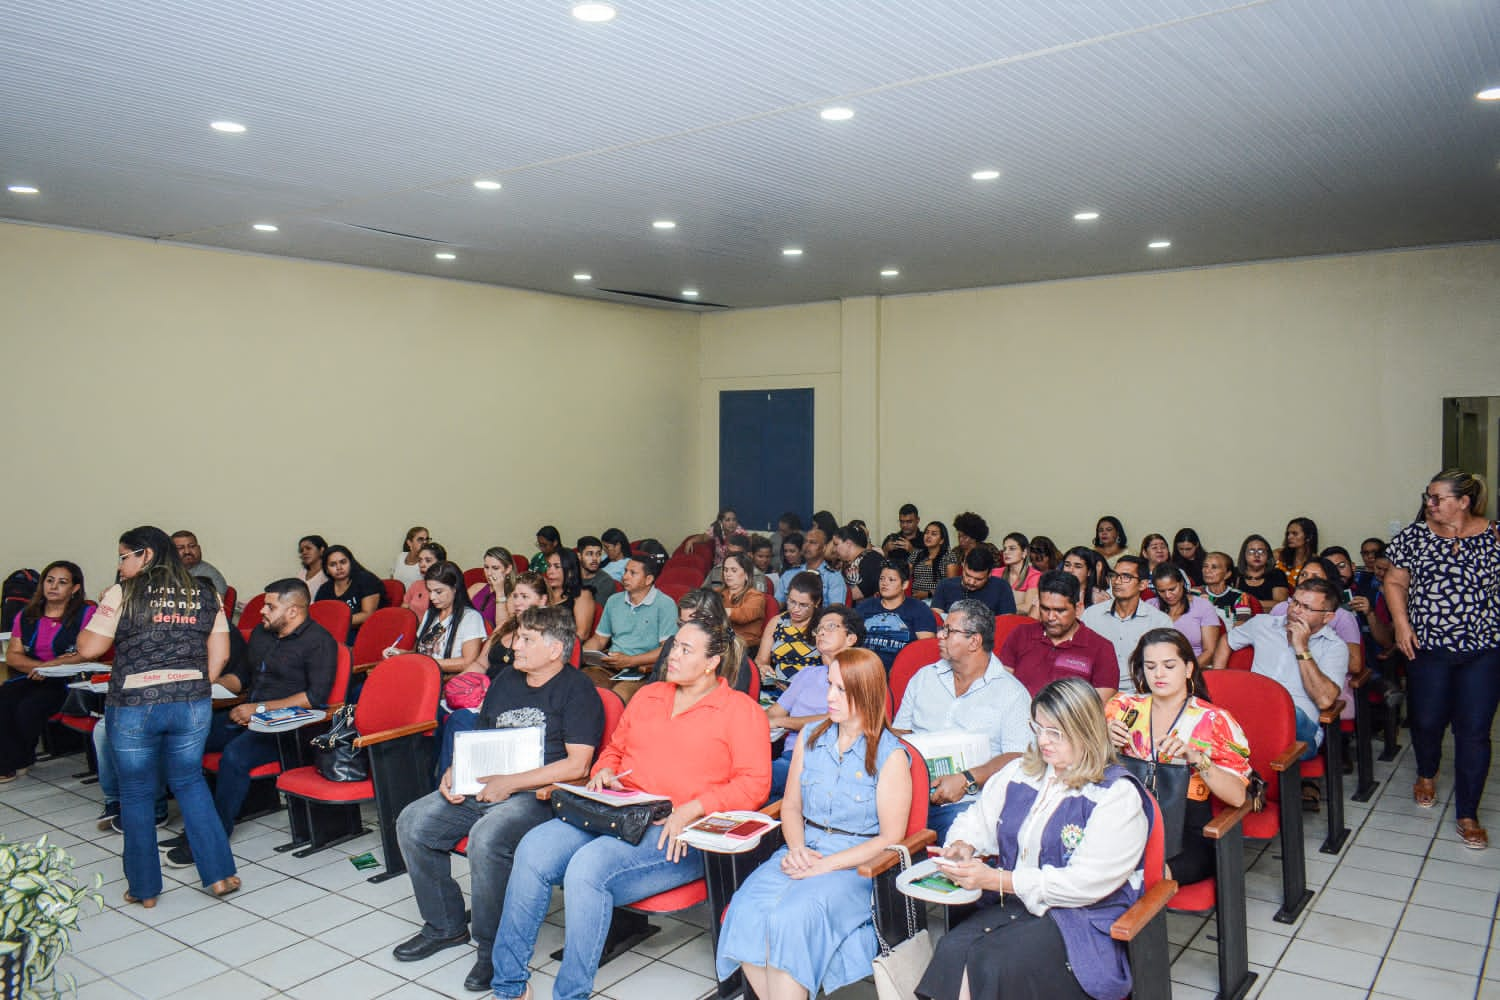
[1442,396,1500,518]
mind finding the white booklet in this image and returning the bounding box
[452,726,545,797]
[903,729,992,780]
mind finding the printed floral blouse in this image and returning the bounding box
[1106,693,1252,801]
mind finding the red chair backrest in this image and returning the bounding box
[512,554,530,575]
[658,566,704,588]
[356,653,441,735]
[658,580,692,603]
[898,737,931,836]
[994,614,1031,651]
[931,608,943,629]
[599,687,626,747]
[890,637,942,714]
[351,607,417,664]
[237,593,267,638]
[463,567,486,589]
[382,578,406,608]
[1246,595,1264,616]
[328,645,352,706]
[1225,646,1255,671]
[222,586,237,617]
[1203,670,1297,809]
[308,600,353,645]
[763,593,779,620]
[1142,790,1166,891]
[591,600,605,635]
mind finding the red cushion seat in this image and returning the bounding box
[627,880,707,913]
[201,751,280,779]
[56,715,98,735]
[1170,878,1217,913]
[276,765,374,803]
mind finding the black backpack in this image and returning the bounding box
[1,569,39,632]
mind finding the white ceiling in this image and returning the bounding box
[2,0,1498,309]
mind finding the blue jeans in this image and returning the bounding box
[94,718,168,818]
[1294,708,1321,761]
[435,708,478,779]
[107,700,236,898]
[928,799,972,843]
[203,711,281,836]
[491,819,705,1000]
[1408,647,1500,820]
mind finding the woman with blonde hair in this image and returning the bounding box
[468,546,517,629]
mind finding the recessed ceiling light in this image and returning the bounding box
[572,2,616,22]
[880,268,900,278]
[819,107,854,122]
[970,169,1001,181]
[1073,211,1100,222]
[1147,240,1172,250]
[7,185,38,195]
[681,289,700,298]
[652,219,676,230]
[782,247,803,257]
[573,272,592,281]
[434,251,457,260]
[252,223,278,232]
[1476,86,1500,101]
[210,121,246,133]
[473,180,502,191]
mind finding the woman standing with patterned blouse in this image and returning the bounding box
[1384,470,1500,849]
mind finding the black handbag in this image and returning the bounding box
[550,788,672,845]
[310,704,368,782]
[1120,755,1191,859]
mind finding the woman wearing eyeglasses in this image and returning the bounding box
[919,678,1151,1000]
[767,606,865,796]
[755,572,824,692]
[1384,470,1500,848]
[1235,534,1289,610]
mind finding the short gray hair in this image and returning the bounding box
[947,599,996,653]
[519,606,576,663]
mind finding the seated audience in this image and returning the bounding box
[576,536,617,610]
[910,521,950,601]
[468,546,517,629]
[488,616,770,1000]
[835,522,884,602]
[1213,577,1346,759]
[893,599,1032,841]
[921,678,1150,1000]
[779,531,806,577]
[747,535,776,592]
[768,512,803,573]
[1277,516,1319,587]
[755,571,824,691]
[1268,557,1362,678]
[544,548,596,642]
[998,532,1042,616]
[945,511,990,578]
[529,525,561,574]
[1,561,94,782]
[706,533,751,588]
[392,607,604,992]
[1200,550,1257,629]
[717,648,912,1000]
[583,554,678,694]
[1080,555,1172,691]
[1059,546,1111,611]
[600,527,632,582]
[775,527,847,606]
[999,572,1117,700]
[720,553,767,650]
[1237,533,1290,609]
[403,540,448,617]
[932,547,1016,615]
[163,579,336,866]
[854,560,935,672]
[1093,514,1129,566]
[1172,528,1206,587]
[1106,629,1251,883]
[1355,538,1386,595]
[684,507,750,564]
[811,510,841,542]
[896,502,923,551]
[1139,532,1171,582]
[392,526,431,586]
[172,530,227,598]
[393,562,487,675]
[1028,535,1061,573]
[768,605,864,795]
[629,589,757,702]
[296,534,327,597]
[1147,562,1223,662]
[315,544,387,644]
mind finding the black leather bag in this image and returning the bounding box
[550,788,672,845]
[1120,755,1191,858]
[310,704,368,782]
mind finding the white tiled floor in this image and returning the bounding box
[1,729,1497,999]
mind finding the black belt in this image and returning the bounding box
[804,817,877,837]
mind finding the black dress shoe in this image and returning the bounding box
[392,929,470,962]
[464,958,494,992]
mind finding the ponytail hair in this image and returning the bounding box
[682,614,746,687]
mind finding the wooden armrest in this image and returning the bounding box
[535,783,561,801]
[762,800,783,819]
[352,661,379,675]
[1318,700,1345,726]
[1110,879,1178,941]
[1268,742,1308,772]
[1202,800,1252,840]
[1348,667,1372,690]
[858,830,938,879]
[354,720,437,747]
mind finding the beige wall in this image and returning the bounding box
[1,222,699,602]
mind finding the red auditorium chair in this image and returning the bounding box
[382,578,406,607]
[237,593,267,640]
[993,613,1031,650]
[890,637,942,713]
[351,607,417,674]
[462,567,486,589]
[308,600,352,645]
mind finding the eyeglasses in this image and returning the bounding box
[1245,547,1268,556]
[118,549,144,564]
[785,598,816,612]
[1028,720,1065,743]
[937,625,978,638]
[1108,572,1138,582]
[1421,492,1456,506]
[814,623,846,636]
[1287,596,1333,616]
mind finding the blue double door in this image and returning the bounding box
[717,389,814,533]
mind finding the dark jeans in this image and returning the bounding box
[203,711,282,836]
[0,676,68,773]
[1408,647,1500,820]
[395,789,552,954]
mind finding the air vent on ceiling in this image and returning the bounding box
[597,287,728,308]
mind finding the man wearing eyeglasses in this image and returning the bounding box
[1212,578,1346,759]
[892,599,1031,840]
[1080,555,1171,691]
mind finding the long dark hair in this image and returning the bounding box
[601,528,631,564]
[711,507,738,543]
[118,525,205,625]
[548,548,584,602]
[1128,628,1209,700]
[1063,546,1108,605]
[323,544,373,582]
[917,521,950,575]
[1171,527,1204,585]
[1279,517,1318,568]
[419,561,476,659]
[20,560,86,633]
[1094,515,1127,548]
[1236,534,1272,580]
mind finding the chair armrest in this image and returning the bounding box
[763,800,783,819]
[1348,667,1372,690]
[1110,880,1178,941]
[1203,801,1252,840]
[352,661,379,675]
[858,830,938,879]
[1269,742,1308,772]
[1318,700,1345,726]
[353,720,438,747]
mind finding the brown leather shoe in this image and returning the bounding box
[1414,777,1437,808]
[1458,819,1488,850]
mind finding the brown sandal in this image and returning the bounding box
[123,891,157,909]
[1414,776,1437,808]
[1458,819,1488,850]
[210,876,242,898]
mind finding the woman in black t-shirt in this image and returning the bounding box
[315,544,386,643]
[1236,534,1289,608]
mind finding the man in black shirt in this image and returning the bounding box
[932,547,1018,615]
[393,606,605,992]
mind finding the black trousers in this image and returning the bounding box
[917,903,1091,1000]
[0,676,69,773]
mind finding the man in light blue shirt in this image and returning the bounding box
[892,599,1032,840]
[774,527,847,606]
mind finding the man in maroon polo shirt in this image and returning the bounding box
[998,570,1118,701]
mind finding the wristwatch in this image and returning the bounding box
[256,703,267,715]
[1294,650,1314,661]
[962,769,980,796]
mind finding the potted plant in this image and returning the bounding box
[0,834,102,1000]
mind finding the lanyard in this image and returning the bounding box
[1149,698,1189,763]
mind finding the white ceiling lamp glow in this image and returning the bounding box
[782,247,803,257]
[880,268,900,277]
[970,169,1001,181]
[252,222,278,232]
[7,185,39,195]
[572,2,617,22]
[434,251,457,260]
[473,180,502,191]
[819,107,854,121]
[1147,240,1172,250]
[1476,86,1500,101]
[1073,211,1100,222]
[652,219,676,230]
[210,121,246,133]
[681,289,700,298]
[573,272,592,281]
